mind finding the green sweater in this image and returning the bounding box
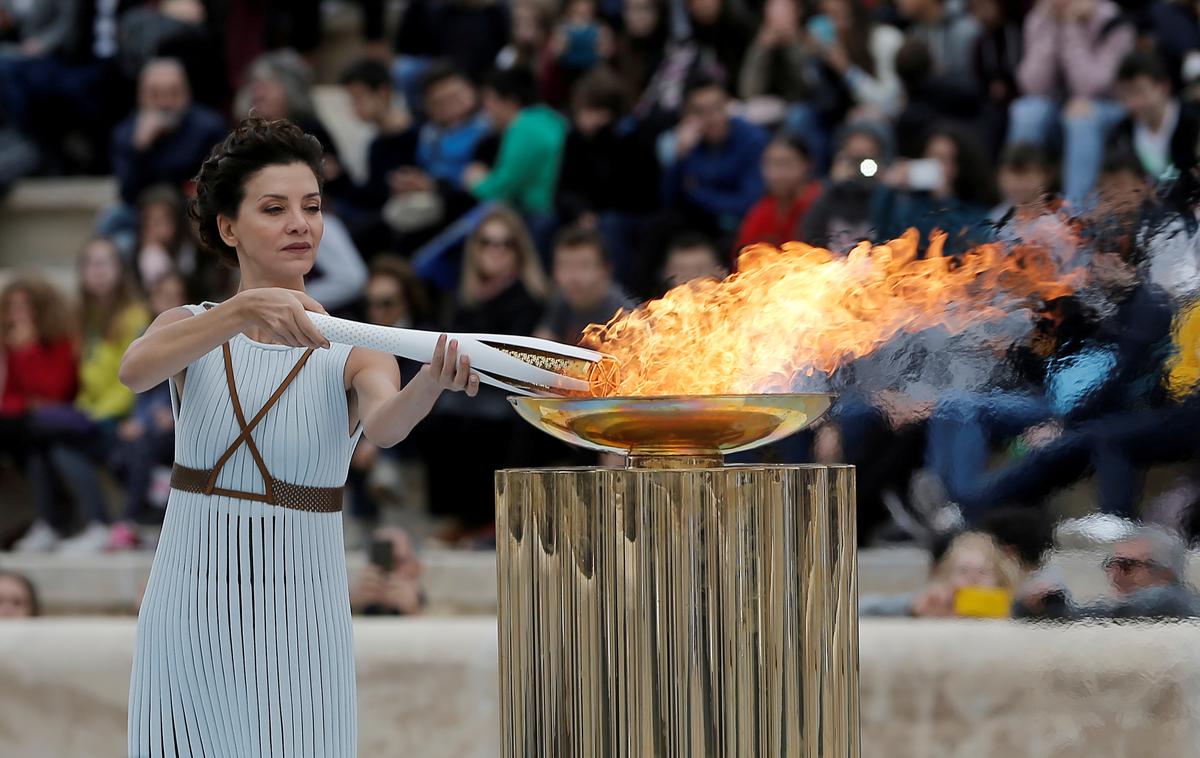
[471,105,566,214]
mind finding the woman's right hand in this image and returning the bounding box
[232,288,331,349]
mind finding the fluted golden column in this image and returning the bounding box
[495,462,859,757]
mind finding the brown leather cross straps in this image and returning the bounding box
[170,339,344,513]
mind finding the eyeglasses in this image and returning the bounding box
[1103,556,1161,574]
[478,235,516,250]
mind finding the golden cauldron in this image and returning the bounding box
[495,394,859,757]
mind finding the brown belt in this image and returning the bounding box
[171,463,344,513]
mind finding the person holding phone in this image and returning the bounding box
[122,116,480,757]
[350,527,425,616]
[870,122,998,252]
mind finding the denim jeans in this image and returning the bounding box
[925,391,1053,520]
[1007,95,1126,206]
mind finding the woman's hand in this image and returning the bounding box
[232,287,330,349]
[420,335,481,396]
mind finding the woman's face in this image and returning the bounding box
[762,141,809,198]
[948,547,999,588]
[473,219,520,282]
[0,576,34,618]
[365,274,411,327]
[149,275,187,316]
[512,3,545,47]
[219,162,323,282]
[3,289,35,339]
[250,75,289,120]
[141,202,178,248]
[81,240,123,299]
[624,0,660,37]
[924,134,959,191]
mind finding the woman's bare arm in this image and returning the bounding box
[119,289,330,393]
[347,335,479,448]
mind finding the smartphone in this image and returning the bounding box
[907,158,945,191]
[806,15,837,47]
[563,23,599,68]
[953,586,1012,618]
[369,538,395,573]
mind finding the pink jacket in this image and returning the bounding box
[1017,0,1135,99]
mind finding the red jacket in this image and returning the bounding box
[1,339,78,417]
[734,181,824,259]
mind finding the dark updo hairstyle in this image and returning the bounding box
[188,116,325,267]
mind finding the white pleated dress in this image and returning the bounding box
[129,303,362,758]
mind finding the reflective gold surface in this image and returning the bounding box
[495,464,859,757]
[508,394,834,459]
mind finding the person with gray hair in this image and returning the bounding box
[1083,525,1200,619]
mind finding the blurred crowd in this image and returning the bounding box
[0,0,1199,621]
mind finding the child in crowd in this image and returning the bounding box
[535,225,636,345]
[735,132,824,254]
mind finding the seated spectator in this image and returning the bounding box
[116,0,225,112]
[803,120,893,250]
[107,58,226,240]
[465,67,568,220]
[132,184,199,290]
[895,0,982,93]
[1007,0,1135,205]
[685,0,755,86]
[735,132,823,253]
[340,57,417,212]
[990,144,1078,267]
[237,50,349,198]
[347,256,433,530]
[495,0,556,78]
[0,277,77,483]
[1111,51,1200,210]
[660,73,769,238]
[661,233,729,292]
[535,225,635,345]
[871,123,998,252]
[613,0,669,98]
[18,238,150,553]
[105,271,188,551]
[543,0,615,106]
[1024,525,1200,619]
[421,206,549,543]
[556,67,659,283]
[892,37,984,158]
[393,0,510,90]
[349,526,425,615]
[0,570,39,618]
[968,0,1023,153]
[811,0,905,120]
[860,531,1021,616]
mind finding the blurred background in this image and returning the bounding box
[1,0,1199,755]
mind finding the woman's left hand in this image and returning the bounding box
[423,335,481,396]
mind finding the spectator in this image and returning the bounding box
[556,67,659,282]
[1111,51,1200,209]
[969,0,1023,152]
[803,120,892,250]
[495,0,556,76]
[735,132,823,252]
[895,0,983,91]
[661,232,728,291]
[132,184,199,291]
[893,37,985,158]
[0,278,77,487]
[349,526,425,615]
[535,225,635,345]
[545,0,616,104]
[110,58,226,210]
[116,0,225,112]
[393,0,510,85]
[685,0,755,84]
[0,570,39,618]
[613,0,670,97]
[815,0,905,121]
[465,67,568,218]
[422,207,548,542]
[661,73,769,237]
[860,531,1021,616]
[1148,0,1200,93]
[20,238,150,553]
[105,271,188,551]
[346,256,433,529]
[340,57,416,209]
[1008,0,1135,205]
[990,144,1078,267]
[872,123,998,251]
[305,214,370,314]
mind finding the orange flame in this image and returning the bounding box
[583,229,1084,397]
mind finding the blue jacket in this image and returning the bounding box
[112,105,228,205]
[663,117,768,231]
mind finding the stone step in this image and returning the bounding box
[0,177,116,275]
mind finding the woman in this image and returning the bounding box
[423,206,547,543]
[0,570,40,618]
[814,0,904,119]
[121,116,478,756]
[2,279,78,553]
[25,238,150,553]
